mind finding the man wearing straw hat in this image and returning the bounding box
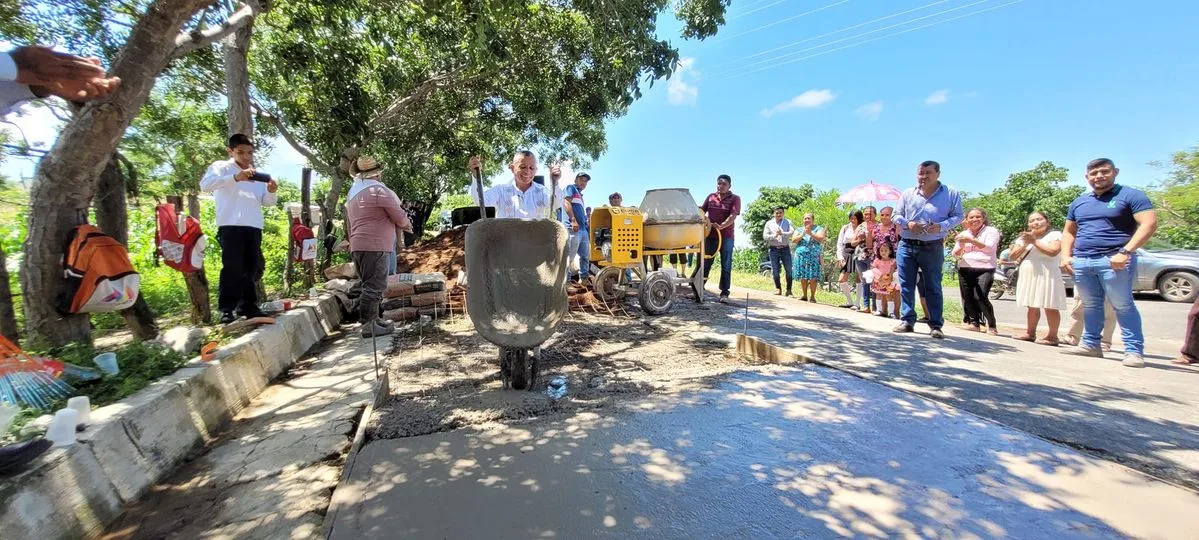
[346,155,412,337]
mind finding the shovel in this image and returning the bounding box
[465,167,569,390]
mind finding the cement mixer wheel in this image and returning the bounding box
[639,271,675,315]
[500,347,536,391]
[593,266,624,301]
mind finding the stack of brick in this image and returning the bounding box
[381,272,448,321]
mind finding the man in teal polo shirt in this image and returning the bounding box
[1060,158,1157,368]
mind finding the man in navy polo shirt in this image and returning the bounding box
[1060,158,1157,368]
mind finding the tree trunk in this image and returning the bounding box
[96,156,158,341]
[223,20,255,138]
[171,195,212,324]
[21,0,213,348]
[0,245,19,345]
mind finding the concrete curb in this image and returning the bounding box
[0,295,344,540]
[320,363,389,540]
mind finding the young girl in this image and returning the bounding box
[871,243,900,318]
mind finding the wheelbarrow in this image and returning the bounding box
[465,169,569,390]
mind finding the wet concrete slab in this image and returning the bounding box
[329,366,1199,539]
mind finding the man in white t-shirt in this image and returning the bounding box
[468,151,558,219]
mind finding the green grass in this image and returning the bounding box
[3,341,187,442]
[730,271,966,324]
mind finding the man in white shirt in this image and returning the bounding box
[762,206,794,296]
[468,151,557,219]
[200,134,279,324]
[1,46,120,116]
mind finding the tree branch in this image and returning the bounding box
[367,69,464,135]
[171,0,262,60]
[254,105,336,178]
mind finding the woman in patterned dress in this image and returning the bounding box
[791,213,826,302]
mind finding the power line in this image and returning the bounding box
[715,0,990,77]
[717,0,851,43]
[727,0,1028,78]
[710,0,952,70]
[729,0,796,21]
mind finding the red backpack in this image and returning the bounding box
[291,218,317,262]
[155,203,206,273]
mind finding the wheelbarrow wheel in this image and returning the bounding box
[639,271,675,315]
[501,347,536,391]
[593,266,624,301]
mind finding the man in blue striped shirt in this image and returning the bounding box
[891,160,964,339]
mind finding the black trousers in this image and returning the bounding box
[957,266,997,329]
[217,226,265,315]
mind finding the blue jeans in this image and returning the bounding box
[898,239,945,328]
[1072,255,1144,355]
[704,236,734,296]
[768,247,793,292]
[568,228,591,281]
[387,251,397,275]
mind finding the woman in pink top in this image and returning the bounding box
[952,208,1001,334]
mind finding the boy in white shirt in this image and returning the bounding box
[200,134,278,323]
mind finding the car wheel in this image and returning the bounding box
[1157,271,1199,303]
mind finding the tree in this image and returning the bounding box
[1150,145,1199,249]
[8,0,265,347]
[742,184,815,251]
[963,161,1084,249]
[245,0,730,247]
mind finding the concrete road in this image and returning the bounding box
[944,288,1190,357]
[329,368,1199,539]
[721,286,1199,493]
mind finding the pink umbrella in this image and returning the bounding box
[836,180,902,205]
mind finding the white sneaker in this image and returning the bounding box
[1064,345,1104,358]
[1122,353,1145,368]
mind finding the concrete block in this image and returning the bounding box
[77,409,155,503]
[168,366,237,441]
[280,307,321,364]
[252,317,293,379]
[105,382,204,487]
[736,333,811,365]
[0,443,123,539]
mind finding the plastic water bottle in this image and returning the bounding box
[546,376,568,400]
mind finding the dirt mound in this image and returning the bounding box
[397,228,466,280]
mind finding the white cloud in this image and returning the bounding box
[855,101,884,121]
[667,57,699,106]
[925,89,950,105]
[760,89,837,117]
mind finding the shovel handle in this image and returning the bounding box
[472,167,486,216]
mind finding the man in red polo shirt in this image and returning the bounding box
[700,174,741,302]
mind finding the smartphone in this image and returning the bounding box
[249,172,272,183]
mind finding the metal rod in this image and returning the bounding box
[744,293,749,335]
[371,328,380,381]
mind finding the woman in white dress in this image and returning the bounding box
[1010,211,1068,345]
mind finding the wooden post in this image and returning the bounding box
[169,194,212,324]
[301,167,315,290]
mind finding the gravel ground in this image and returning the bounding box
[369,299,764,440]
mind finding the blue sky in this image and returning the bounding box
[579,0,1199,210]
[4,0,1199,222]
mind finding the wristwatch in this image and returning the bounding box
[1117,247,1132,256]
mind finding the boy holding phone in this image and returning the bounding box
[200,133,279,324]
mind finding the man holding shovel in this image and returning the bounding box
[346,155,412,337]
[469,152,558,219]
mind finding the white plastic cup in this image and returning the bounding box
[67,396,91,426]
[46,409,79,447]
[94,352,118,375]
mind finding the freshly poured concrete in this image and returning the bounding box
[329,367,1199,539]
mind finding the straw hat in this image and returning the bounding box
[353,155,385,177]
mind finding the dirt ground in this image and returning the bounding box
[369,299,760,440]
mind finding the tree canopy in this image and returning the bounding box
[963,161,1084,247]
[741,184,815,251]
